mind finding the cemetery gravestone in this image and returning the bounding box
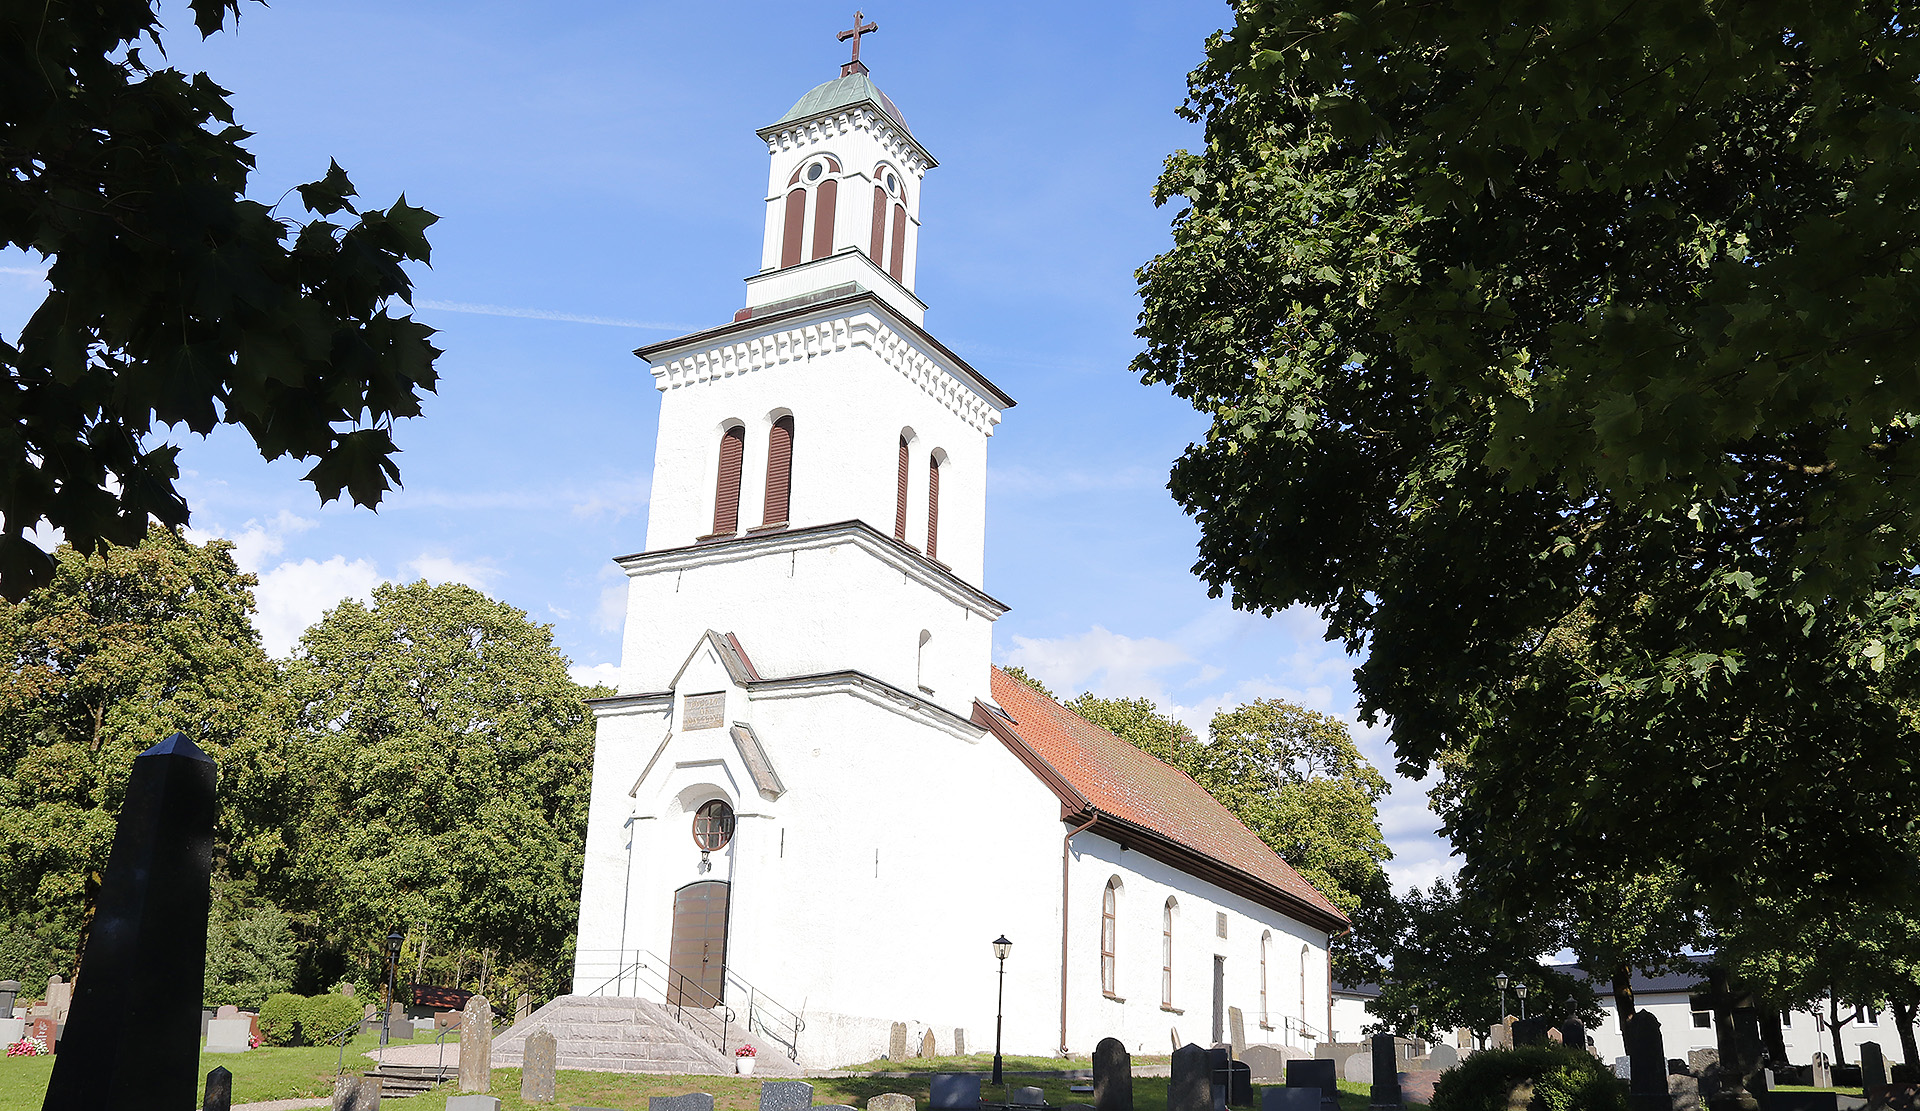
[1263,1091,1321,1111]
[1547,1028,1564,1046]
[867,1096,913,1111]
[1427,1045,1459,1070]
[1094,1036,1135,1111]
[1345,1054,1373,1084]
[1814,1054,1833,1090]
[1172,1044,1214,1111]
[1559,1019,1587,1056]
[522,1030,557,1103]
[1230,1007,1247,1057]
[1241,1045,1286,1082]
[1691,1049,1720,1074]
[515,992,532,1022]
[437,1010,462,1029]
[0,980,17,1016]
[955,1029,965,1056]
[650,1095,716,1111]
[1229,1061,1253,1107]
[1490,1020,1513,1050]
[30,1016,56,1050]
[331,1075,380,1111]
[924,1030,938,1058]
[458,995,492,1092]
[1287,1057,1339,1110]
[216,1005,239,1020]
[204,1066,233,1111]
[1616,1059,1632,1081]
[761,1082,815,1111]
[1513,1019,1551,1048]
[1670,1076,1701,1111]
[205,1018,251,1053]
[931,1074,983,1111]
[0,1016,23,1045]
[46,975,71,1022]
[448,1098,503,1111]
[1866,1044,1891,1091]
[1624,1011,1669,1111]
[1209,1047,1233,1111]
[891,1022,910,1062]
[1369,1033,1403,1110]
[1012,1088,1046,1106]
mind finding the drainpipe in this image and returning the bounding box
[1060,812,1100,1056]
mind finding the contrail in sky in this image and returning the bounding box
[414,299,683,331]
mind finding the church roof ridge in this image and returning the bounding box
[982,667,1352,932]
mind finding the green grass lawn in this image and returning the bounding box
[0,1031,384,1110]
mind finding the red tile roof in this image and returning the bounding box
[985,667,1349,930]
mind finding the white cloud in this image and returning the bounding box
[414,298,684,331]
[404,554,499,594]
[1002,625,1191,700]
[570,661,623,689]
[253,555,382,657]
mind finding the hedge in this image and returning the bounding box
[255,992,361,1047]
[1430,1045,1630,1111]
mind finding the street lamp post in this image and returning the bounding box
[1495,972,1510,1026]
[383,931,404,1047]
[991,936,1012,1086]
[1514,981,1529,1021]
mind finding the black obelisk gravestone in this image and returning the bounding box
[41,734,217,1111]
[203,1066,233,1111]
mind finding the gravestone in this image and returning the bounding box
[216,1005,239,1020]
[1691,1049,1720,1074]
[1344,1054,1373,1084]
[46,975,72,1022]
[1514,1019,1551,1048]
[1241,1045,1286,1083]
[1172,1044,1214,1111]
[515,992,532,1022]
[1428,1045,1459,1070]
[1559,1019,1588,1056]
[331,1075,380,1111]
[1094,1036,1134,1111]
[761,1082,815,1111]
[341,984,354,997]
[458,995,491,1092]
[1548,1028,1564,1046]
[1866,1044,1890,1091]
[1229,1061,1253,1107]
[1671,1061,1688,1077]
[30,1015,56,1050]
[1616,1059,1633,1081]
[891,1023,910,1062]
[931,1074,982,1111]
[205,1017,252,1053]
[437,1010,462,1029]
[1625,1011,1669,1111]
[650,1095,716,1111]
[1173,1028,1183,1052]
[521,1030,557,1102]
[924,1030,938,1058]
[1369,1033,1403,1110]
[0,1017,24,1045]
[867,1096,913,1111]
[1671,1076,1701,1111]
[1263,1091,1321,1111]
[448,1098,503,1111]
[1457,1028,1474,1050]
[1287,1057,1339,1110]
[1490,1020,1513,1050]
[1012,1087,1047,1106]
[955,1029,966,1056]
[0,980,17,1016]
[203,1065,233,1111]
[1814,1053,1833,1090]
[1210,1047,1233,1111]
[1230,1007,1247,1057]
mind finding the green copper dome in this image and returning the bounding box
[767,72,912,136]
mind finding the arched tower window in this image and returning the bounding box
[780,188,807,269]
[1162,898,1177,1008]
[870,186,888,263]
[869,165,908,279]
[762,415,794,527]
[1101,877,1120,996]
[893,434,911,543]
[925,453,942,561]
[889,202,907,281]
[812,179,838,261]
[711,424,746,537]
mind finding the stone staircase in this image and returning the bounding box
[490,995,803,1077]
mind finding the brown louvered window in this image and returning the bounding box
[762,415,794,527]
[870,186,888,262]
[926,455,941,561]
[712,425,745,537]
[889,203,907,281]
[781,188,807,268]
[811,180,838,261]
[894,436,911,542]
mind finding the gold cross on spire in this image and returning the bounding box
[838,11,878,76]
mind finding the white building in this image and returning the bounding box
[567,39,1350,1071]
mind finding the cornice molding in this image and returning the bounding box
[756,104,935,173]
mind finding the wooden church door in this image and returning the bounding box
[668,880,730,1007]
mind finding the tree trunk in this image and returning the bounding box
[1831,995,1851,1067]
[413,923,429,990]
[1894,998,1919,1069]
[1613,961,1637,1022]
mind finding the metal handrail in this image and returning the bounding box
[586,952,735,1057]
[724,966,806,1062]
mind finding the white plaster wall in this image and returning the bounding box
[642,304,999,587]
[573,697,674,992]
[1062,833,1333,1058]
[1330,995,1376,1043]
[1586,992,1902,1065]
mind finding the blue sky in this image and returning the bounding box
[0,0,1454,893]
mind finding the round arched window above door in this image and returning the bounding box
[692,799,735,850]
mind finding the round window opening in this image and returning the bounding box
[887,172,897,192]
[807,162,824,182]
[693,799,736,850]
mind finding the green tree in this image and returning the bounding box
[1,0,441,600]
[1065,693,1187,762]
[0,526,288,974]
[1000,666,1056,700]
[281,581,605,994]
[1133,0,1920,920]
[203,900,298,1008]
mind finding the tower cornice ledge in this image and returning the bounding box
[613,518,1011,621]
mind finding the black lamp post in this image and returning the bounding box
[383,931,404,1046]
[1514,981,1529,1021]
[1495,972,1509,1025]
[991,935,1012,1086]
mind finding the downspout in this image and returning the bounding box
[1060,811,1100,1056]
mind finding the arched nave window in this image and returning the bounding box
[925,452,942,561]
[894,434,911,543]
[1299,944,1310,1022]
[1260,931,1272,1027]
[711,424,746,537]
[1101,877,1120,996]
[762,415,794,527]
[1162,898,1177,1009]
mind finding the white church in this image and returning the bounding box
[561,23,1349,1071]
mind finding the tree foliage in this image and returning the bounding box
[280,581,604,993]
[0,0,441,600]
[1134,0,1920,920]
